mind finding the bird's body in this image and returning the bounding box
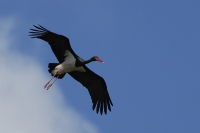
[52,50,86,75]
[29,25,113,115]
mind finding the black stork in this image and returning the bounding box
[29,25,113,115]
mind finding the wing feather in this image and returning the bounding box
[29,25,76,63]
[68,66,113,115]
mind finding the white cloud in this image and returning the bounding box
[0,17,98,133]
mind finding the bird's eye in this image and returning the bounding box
[95,56,99,60]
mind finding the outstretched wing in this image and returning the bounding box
[68,66,113,115]
[29,25,77,63]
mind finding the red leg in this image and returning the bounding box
[44,77,54,88]
[44,70,59,89]
[46,74,60,90]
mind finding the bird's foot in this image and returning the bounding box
[46,84,52,90]
[44,81,50,89]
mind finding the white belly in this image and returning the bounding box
[52,50,86,75]
[54,63,85,74]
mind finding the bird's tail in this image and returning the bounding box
[48,63,66,79]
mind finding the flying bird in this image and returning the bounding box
[29,25,113,115]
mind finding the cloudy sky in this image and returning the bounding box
[0,0,200,133]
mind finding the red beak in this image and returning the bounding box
[96,57,104,63]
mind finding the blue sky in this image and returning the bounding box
[0,0,200,133]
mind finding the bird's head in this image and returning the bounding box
[91,56,104,63]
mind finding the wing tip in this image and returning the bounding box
[29,24,48,38]
[92,98,113,115]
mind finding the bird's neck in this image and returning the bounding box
[75,57,95,67]
[83,58,94,65]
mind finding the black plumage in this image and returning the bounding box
[29,25,113,115]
